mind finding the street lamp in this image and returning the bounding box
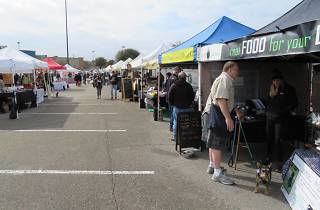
[64,0,70,64]
[91,50,96,61]
[17,42,20,50]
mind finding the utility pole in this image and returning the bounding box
[65,0,70,64]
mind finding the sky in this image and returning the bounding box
[0,0,302,61]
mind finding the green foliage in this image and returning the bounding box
[115,48,140,62]
[106,60,115,66]
[94,57,107,69]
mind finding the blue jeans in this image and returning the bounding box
[173,107,193,139]
[169,106,173,130]
[111,84,118,99]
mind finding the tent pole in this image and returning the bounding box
[10,62,19,119]
[140,64,143,101]
[198,62,202,112]
[158,67,161,120]
[309,63,314,112]
[33,68,38,108]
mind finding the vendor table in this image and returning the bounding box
[36,88,45,104]
[52,81,67,91]
[0,90,37,111]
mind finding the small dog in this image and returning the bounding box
[254,160,272,194]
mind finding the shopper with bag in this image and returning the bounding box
[203,61,240,185]
[109,71,118,100]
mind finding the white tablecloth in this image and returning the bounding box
[52,81,67,91]
[36,88,45,104]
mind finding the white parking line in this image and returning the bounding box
[0,130,127,132]
[21,113,118,115]
[42,104,112,106]
[0,170,155,175]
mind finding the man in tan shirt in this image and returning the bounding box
[204,61,239,185]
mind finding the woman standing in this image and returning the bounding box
[94,74,103,99]
[109,71,118,100]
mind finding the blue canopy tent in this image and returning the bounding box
[159,16,255,65]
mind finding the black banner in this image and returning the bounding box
[221,20,320,60]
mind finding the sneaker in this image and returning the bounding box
[207,166,226,174]
[212,173,235,185]
[207,166,214,174]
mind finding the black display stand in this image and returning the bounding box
[176,111,203,153]
[121,78,133,100]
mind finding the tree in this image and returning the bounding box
[83,60,94,70]
[106,60,115,66]
[115,48,140,62]
[94,57,107,69]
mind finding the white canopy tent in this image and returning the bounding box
[64,64,81,73]
[0,55,34,73]
[142,43,171,70]
[112,60,124,70]
[0,47,48,70]
[120,58,133,70]
[103,65,112,72]
[130,54,143,69]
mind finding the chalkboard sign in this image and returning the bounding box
[122,78,133,99]
[176,111,202,153]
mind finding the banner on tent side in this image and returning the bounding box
[198,44,223,62]
[221,20,320,60]
[161,47,194,64]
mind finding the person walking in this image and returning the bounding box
[168,71,195,141]
[83,73,87,85]
[266,70,298,172]
[94,74,103,99]
[165,67,181,132]
[109,71,118,100]
[203,61,240,185]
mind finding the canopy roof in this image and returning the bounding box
[64,64,80,73]
[0,55,34,73]
[43,58,66,70]
[160,16,255,64]
[130,54,143,69]
[217,0,320,62]
[112,60,124,70]
[0,46,48,71]
[121,58,133,70]
[254,0,320,35]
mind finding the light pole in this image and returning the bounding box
[17,42,20,50]
[64,0,70,64]
[91,50,95,68]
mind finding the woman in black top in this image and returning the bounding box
[94,75,103,99]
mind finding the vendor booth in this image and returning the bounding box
[62,64,81,84]
[156,16,255,118]
[42,58,67,92]
[135,44,171,111]
[0,47,48,118]
[198,0,320,208]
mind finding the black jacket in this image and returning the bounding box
[168,79,195,109]
[266,82,298,119]
[165,74,178,101]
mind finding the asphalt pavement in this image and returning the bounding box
[0,84,290,210]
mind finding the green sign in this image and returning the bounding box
[221,20,320,60]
